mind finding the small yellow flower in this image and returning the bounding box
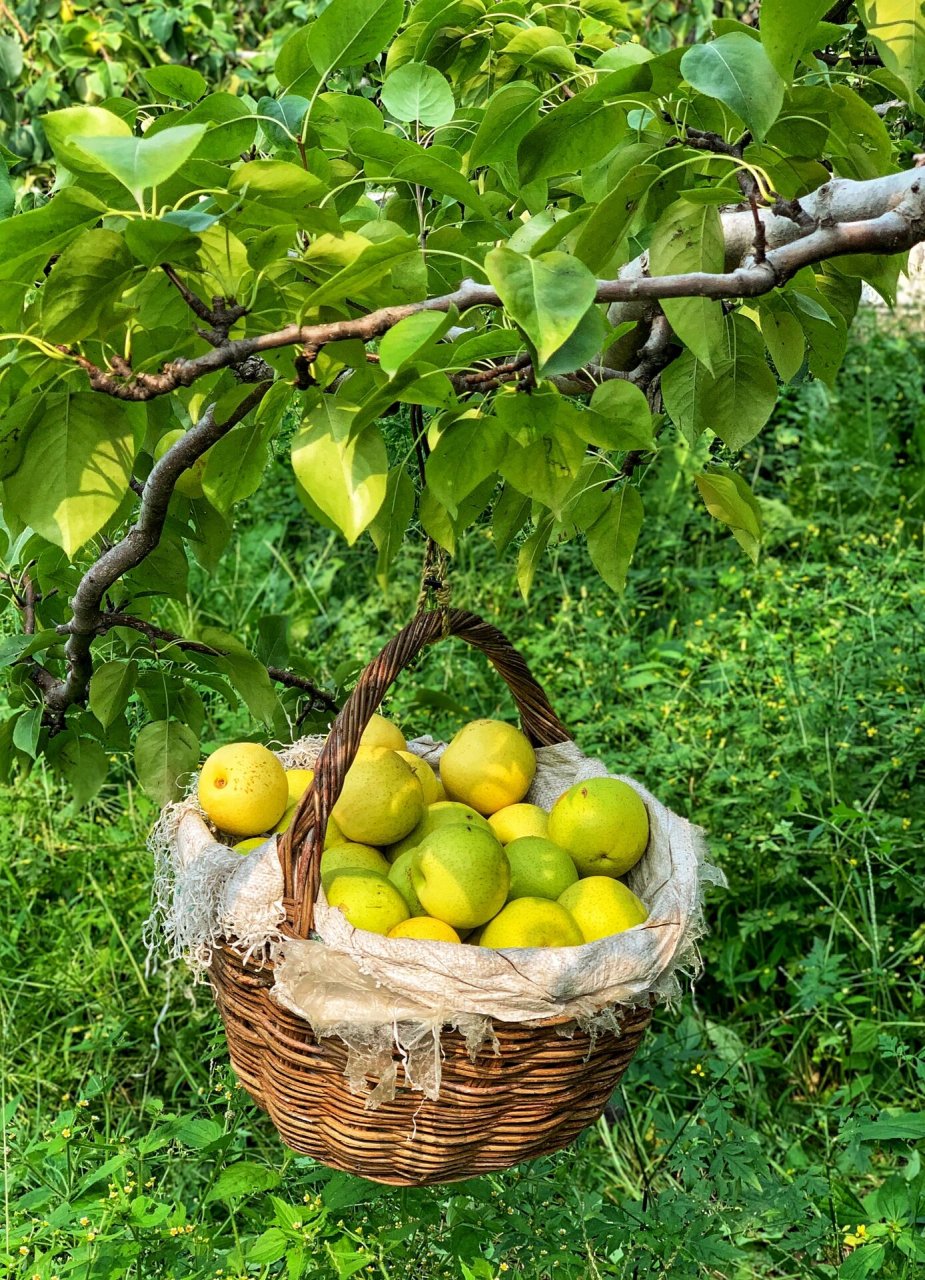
[78,1099,89,1108]
[85,1232,96,1242]
[61,1093,71,1102]
[843,1223,868,1247]
[79,1216,90,1226]
[690,1062,706,1077]
[902,818,912,830]
[866,727,878,738]
[61,1127,72,1138]
[500,1266,510,1274]
[19,1246,29,1255]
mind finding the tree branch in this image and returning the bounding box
[52,169,925,402]
[43,383,270,718]
[84,611,339,710]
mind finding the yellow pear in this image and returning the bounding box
[332,747,424,845]
[359,713,406,751]
[439,719,536,814]
[479,898,583,949]
[387,800,491,860]
[388,917,461,943]
[488,803,549,845]
[411,824,510,929]
[285,768,314,806]
[153,427,209,499]
[198,743,288,837]
[233,836,268,854]
[387,849,427,916]
[548,778,649,876]
[325,870,410,935]
[396,750,440,805]
[320,842,390,892]
[557,877,648,942]
[323,816,343,849]
[505,836,578,901]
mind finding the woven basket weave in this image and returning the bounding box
[209,609,653,1185]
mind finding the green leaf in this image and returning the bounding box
[517,94,629,183]
[304,232,420,307]
[695,467,763,563]
[0,35,23,90]
[0,188,101,283]
[205,1161,281,1203]
[249,1229,289,1265]
[381,62,455,125]
[351,128,491,215]
[586,482,644,592]
[680,34,785,140]
[46,732,108,808]
[838,1245,886,1280]
[484,247,596,370]
[12,706,42,759]
[469,83,541,168]
[585,381,655,450]
[502,26,576,75]
[198,630,280,725]
[760,0,832,80]
[89,660,138,730]
[378,310,454,376]
[291,406,388,545]
[41,105,132,173]
[74,124,208,201]
[426,417,506,517]
[0,630,58,667]
[41,229,134,342]
[859,1,925,101]
[369,465,415,588]
[855,1112,925,1141]
[649,200,725,371]
[573,163,660,272]
[141,65,207,103]
[228,159,327,206]
[758,297,806,381]
[202,381,292,514]
[307,0,404,73]
[517,515,553,600]
[134,720,200,807]
[661,314,778,450]
[3,394,137,558]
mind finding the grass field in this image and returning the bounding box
[2,319,924,1279]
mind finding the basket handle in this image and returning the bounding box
[276,608,571,937]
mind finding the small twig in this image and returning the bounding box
[78,610,339,709]
[0,1,28,44]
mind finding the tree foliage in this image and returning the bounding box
[0,0,923,801]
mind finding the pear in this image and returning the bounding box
[440,719,536,814]
[479,898,583,949]
[548,778,649,876]
[411,824,509,929]
[557,877,648,942]
[198,743,288,837]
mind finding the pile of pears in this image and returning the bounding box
[197,715,650,950]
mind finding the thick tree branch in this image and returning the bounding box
[54,169,925,402]
[81,611,339,710]
[43,383,270,718]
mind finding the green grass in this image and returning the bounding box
[2,322,924,1278]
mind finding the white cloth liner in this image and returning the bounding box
[146,735,725,1105]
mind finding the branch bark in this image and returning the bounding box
[43,383,270,717]
[54,168,925,402]
[85,611,339,710]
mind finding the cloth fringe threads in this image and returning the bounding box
[146,737,725,1106]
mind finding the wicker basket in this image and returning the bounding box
[208,608,653,1185]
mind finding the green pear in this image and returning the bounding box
[479,898,583,949]
[410,824,510,929]
[557,877,648,942]
[325,869,410,935]
[548,778,649,876]
[320,842,390,893]
[387,799,491,860]
[504,836,579,901]
[387,848,427,916]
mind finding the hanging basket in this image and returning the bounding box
[152,609,717,1186]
